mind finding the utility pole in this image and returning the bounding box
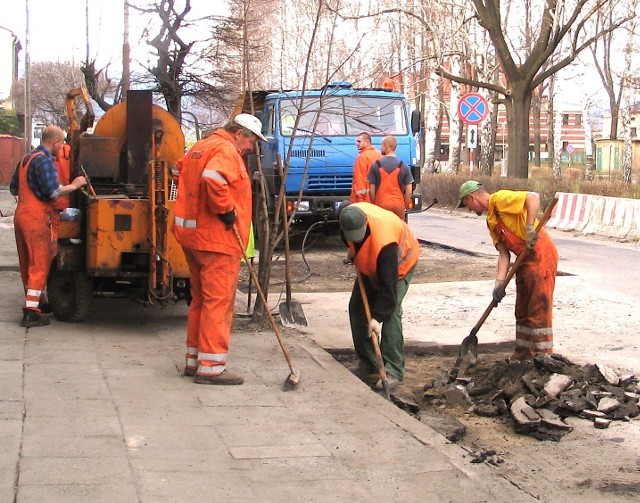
[122,0,130,99]
[85,0,89,62]
[24,0,31,153]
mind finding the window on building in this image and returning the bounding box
[562,114,570,125]
[631,127,637,138]
[575,114,582,126]
[562,141,569,151]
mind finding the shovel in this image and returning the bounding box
[277,162,308,326]
[357,272,391,401]
[456,194,559,367]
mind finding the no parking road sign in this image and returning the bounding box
[458,93,489,125]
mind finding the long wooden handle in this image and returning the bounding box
[233,224,295,371]
[472,194,559,335]
[356,272,390,399]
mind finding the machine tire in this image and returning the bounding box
[47,270,93,322]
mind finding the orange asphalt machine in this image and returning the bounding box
[48,89,189,322]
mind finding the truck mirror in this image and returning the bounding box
[411,110,421,135]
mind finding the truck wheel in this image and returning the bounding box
[47,270,93,322]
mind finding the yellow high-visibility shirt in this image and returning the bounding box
[486,190,538,246]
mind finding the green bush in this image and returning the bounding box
[0,109,21,136]
[420,172,640,210]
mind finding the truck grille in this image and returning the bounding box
[307,173,352,191]
[291,149,326,158]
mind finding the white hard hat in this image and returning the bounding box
[234,113,267,141]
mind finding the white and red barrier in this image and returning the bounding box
[583,195,640,240]
[547,192,640,241]
[547,192,592,232]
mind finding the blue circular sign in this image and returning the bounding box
[458,93,489,125]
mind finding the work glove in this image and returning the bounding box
[343,249,354,265]
[525,224,538,249]
[218,210,237,229]
[492,279,506,305]
[368,318,382,340]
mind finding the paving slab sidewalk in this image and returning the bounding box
[0,187,536,502]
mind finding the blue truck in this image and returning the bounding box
[244,82,422,228]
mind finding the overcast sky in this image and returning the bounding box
[4,0,127,67]
[4,0,215,71]
[1,0,615,112]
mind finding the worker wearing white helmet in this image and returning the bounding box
[173,113,264,385]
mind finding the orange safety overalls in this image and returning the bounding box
[494,218,558,360]
[51,143,72,257]
[173,129,252,377]
[371,160,406,219]
[14,152,55,314]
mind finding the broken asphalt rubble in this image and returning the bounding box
[422,354,640,441]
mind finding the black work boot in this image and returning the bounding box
[21,309,50,328]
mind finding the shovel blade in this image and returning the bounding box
[456,333,478,368]
[279,301,308,327]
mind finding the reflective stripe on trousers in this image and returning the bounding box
[183,248,240,376]
[513,232,557,360]
[185,346,198,372]
[14,208,52,313]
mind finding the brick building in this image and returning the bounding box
[435,93,587,164]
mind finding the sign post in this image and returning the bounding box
[566,144,574,168]
[458,93,489,175]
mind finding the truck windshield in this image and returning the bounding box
[280,96,408,137]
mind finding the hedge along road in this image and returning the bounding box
[407,208,640,375]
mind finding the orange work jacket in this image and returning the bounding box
[350,146,381,203]
[348,202,419,283]
[173,129,252,257]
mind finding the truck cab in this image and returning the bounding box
[253,82,421,227]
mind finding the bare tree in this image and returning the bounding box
[438,0,630,179]
[13,61,86,129]
[80,60,119,112]
[589,0,639,140]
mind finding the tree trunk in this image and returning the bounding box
[532,95,541,167]
[583,100,595,180]
[479,118,493,176]
[547,76,555,168]
[165,94,182,123]
[609,97,619,140]
[553,107,562,177]
[504,88,533,179]
[621,101,632,183]
[422,71,439,176]
[447,56,461,174]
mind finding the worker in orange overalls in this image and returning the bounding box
[350,132,381,203]
[339,202,419,390]
[51,140,72,256]
[368,135,413,219]
[456,181,559,360]
[173,114,266,385]
[10,126,87,328]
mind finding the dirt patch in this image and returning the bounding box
[238,233,497,294]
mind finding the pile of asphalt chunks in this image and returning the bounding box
[423,353,640,441]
